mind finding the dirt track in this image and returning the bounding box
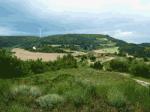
[12,48,65,61]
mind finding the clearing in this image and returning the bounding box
[12,48,65,61]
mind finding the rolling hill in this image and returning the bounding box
[0,34,150,57]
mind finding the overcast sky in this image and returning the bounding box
[0,0,150,43]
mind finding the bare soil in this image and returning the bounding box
[12,48,65,61]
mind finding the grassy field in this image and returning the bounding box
[94,47,119,54]
[0,67,149,112]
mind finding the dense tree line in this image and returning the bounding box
[0,34,115,51]
[90,57,150,78]
[0,35,150,57]
[119,43,150,58]
[108,59,150,78]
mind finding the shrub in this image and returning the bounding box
[36,94,65,109]
[130,61,150,78]
[107,87,126,107]
[89,54,96,62]
[52,54,77,69]
[91,61,103,70]
[0,81,11,105]
[65,89,88,108]
[11,85,41,98]
[109,59,129,72]
[0,50,78,78]
[0,50,31,78]
[28,59,48,74]
[64,81,96,108]
[80,55,88,62]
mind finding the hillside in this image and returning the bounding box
[0,67,149,112]
[0,34,119,50]
[0,35,150,112]
[0,34,149,57]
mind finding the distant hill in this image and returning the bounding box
[0,36,38,48]
[0,34,149,57]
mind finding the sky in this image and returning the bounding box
[0,0,150,43]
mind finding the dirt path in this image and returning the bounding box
[119,73,150,88]
[133,79,150,88]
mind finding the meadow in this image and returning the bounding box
[0,67,149,112]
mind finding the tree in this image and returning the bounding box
[91,61,103,70]
[130,62,150,78]
[109,59,129,72]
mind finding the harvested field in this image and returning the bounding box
[94,47,119,54]
[12,48,65,61]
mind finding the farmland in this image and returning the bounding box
[12,48,65,61]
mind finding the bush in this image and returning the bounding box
[0,81,11,106]
[89,54,96,62]
[80,55,88,62]
[130,61,150,78]
[11,85,41,98]
[107,87,126,107]
[91,61,103,70]
[109,59,129,72]
[52,54,77,69]
[28,59,48,74]
[36,94,65,109]
[0,50,78,78]
[0,49,31,78]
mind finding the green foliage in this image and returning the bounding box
[109,59,129,72]
[107,87,126,107]
[91,61,103,70]
[36,94,65,109]
[11,85,41,98]
[130,61,150,78]
[0,34,119,51]
[89,54,96,62]
[0,68,149,111]
[51,54,77,69]
[122,81,150,112]
[0,80,11,108]
[0,49,31,78]
[28,59,48,74]
[0,49,77,78]
[0,36,38,48]
[80,55,88,62]
[28,45,67,53]
[119,43,150,58]
[8,104,31,112]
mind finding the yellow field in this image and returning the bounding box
[12,48,65,61]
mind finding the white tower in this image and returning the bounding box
[39,28,42,38]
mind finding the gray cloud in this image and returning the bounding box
[0,0,150,43]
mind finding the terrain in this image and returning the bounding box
[12,48,65,61]
[0,34,150,112]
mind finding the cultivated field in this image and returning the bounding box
[12,48,65,61]
[94,47,119,54]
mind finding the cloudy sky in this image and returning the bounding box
[0,0,150,43]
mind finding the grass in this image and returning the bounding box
[94,47,119,54]
[107,87,126,107]
[36,94,65,109]
[0,67,149,112]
